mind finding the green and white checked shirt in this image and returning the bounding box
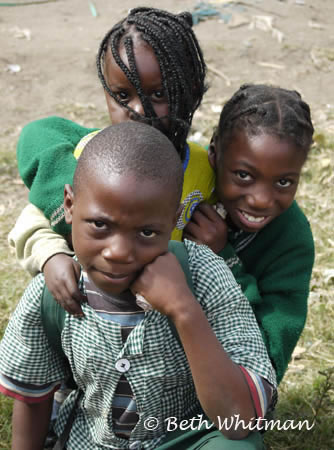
[0,240,276,449]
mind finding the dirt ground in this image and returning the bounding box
[1,0,334,152]
[0,2,334,447]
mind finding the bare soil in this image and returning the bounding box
[1,0,334,147]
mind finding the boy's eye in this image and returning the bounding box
[235,170,251,181]
[140,229,157,238]
[277,178,292,188]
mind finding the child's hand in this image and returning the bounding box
[131,252,196,318]
[183,202,227,253]
[43,254,86,316]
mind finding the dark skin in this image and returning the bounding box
[43,37,169,316]
[184,130,306,252]
[131,252,255,438]
[14,171,256,448]
[12,397,53,450]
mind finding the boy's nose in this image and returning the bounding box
[102,235,135,264]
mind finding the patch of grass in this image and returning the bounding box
[262,132,334,449]
[0,395,13,450]
[264,369,334,449]
[0,124,333,449]
[0,142,30,447]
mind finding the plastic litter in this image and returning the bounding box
[249,15,284,43]
[10,26,31,40]
[6,64,21,73]
[308,20,326,30]
[88,1,98,18]
[191,1,245,25]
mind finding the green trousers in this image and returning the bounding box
[157,427,264,449]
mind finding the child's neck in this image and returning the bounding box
[84,273,141,312]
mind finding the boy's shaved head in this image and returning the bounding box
[74,122,184,206]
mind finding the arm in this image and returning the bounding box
[184,202,314,384]
[220,204,314,384]
[8,203,74,276]
[170,295,255,439]
[12,397,53,450]
[17,116,98,236]
[131,245,276,438]
[8,204,84,315]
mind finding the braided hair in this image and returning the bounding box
[217,84,314,153]
[96,7,207,159]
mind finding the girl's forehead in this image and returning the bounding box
[221,130,306,170]
[104,41,162,86]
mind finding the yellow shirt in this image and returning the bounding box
[74,132,216,241]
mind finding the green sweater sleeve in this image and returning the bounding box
[17,116,98,236]
[219,202,314,384]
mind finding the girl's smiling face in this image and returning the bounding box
[210,130,307,233]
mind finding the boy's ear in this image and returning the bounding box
[208,130,218,170]
[64,184,74,225]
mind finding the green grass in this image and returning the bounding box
[0,119,333,449]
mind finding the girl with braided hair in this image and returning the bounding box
[11,6,212,311]
[184,83,315,385]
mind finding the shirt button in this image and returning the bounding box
[115,358,130,373]
[129,441,142,449]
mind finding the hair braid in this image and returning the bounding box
[96,7,207,158]
[217,84,314,153]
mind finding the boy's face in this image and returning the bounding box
[103,41,169,131]
[64,172,179,296]
[210,130,306,233]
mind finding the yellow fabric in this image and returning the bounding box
[73,130,100,159]
[74,133,216,242]
[172,142,216,241]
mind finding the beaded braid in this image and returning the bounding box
[218,84,314,153]
[96,7,207,159]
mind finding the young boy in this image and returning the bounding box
[0,122,276,450]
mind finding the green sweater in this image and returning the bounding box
[17,116,314,384]
[17,116,98,235]
[219,201,314,383]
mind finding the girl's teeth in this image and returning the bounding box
[242,211,265,223]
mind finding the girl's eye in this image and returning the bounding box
[115,91,129,103]
[152,89,165,101]
[277,178,292,188]
[140,230,157,238]
[235,170,251,181]
[93,221,106,229]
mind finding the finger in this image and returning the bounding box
[197,202,224,222]
[183,220,202,239]
[190,208,209,227]
[57,279,85,316]
[59,297,84,317]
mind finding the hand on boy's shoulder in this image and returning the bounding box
[43,253,86,317]
[131,252,195,319]
[183,201,228,254]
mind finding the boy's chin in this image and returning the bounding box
[89,272,137,297]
